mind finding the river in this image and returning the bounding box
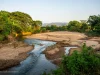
[8,39,57,75]
[7,39,76,75]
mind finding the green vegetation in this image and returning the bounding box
[43,44,100,75]
[0,10,42,41]
[43,15,100,36]
[0,10,100,42]
[86,15,100,36]
[67,21,82,32]
[0,10,100,74]
[42,25,67,31]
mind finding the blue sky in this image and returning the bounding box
[0,0,100,23]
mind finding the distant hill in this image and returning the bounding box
[43,22,67,26]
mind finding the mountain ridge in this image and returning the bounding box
[43,22,67,26]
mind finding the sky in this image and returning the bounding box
[0,0,100,23]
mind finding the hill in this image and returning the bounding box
[43,22,67,26]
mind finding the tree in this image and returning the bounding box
[50,25,57,31]
[0,10,39,41]
[11,11,33,32]
[80,23,88,32]
[88,15,100,31]
[32,20,42,30]
[67,21,81,31]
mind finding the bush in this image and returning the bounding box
[33,29,41,34]
[85,31,100,37]
[41,28,46,32]
[44,44,100,75]
[62,44,100,75]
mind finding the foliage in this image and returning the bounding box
[44,44,100,75]
[80,23,88,32]
[44,25,67,31]
[41,27,47,32]
[88,15,100,31]
[0,10,42,41]
[85,31,100,37]
[86,15,100,36]
[62,44,100,75]
[67,21,81,32]
[33,29,41,34]
[32,20,42,30]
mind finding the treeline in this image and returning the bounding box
[42,25,67,32]
[0,10,100,41]
[0,10,42,41]
[42,15,100,36]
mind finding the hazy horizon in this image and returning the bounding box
[0,0,100,23]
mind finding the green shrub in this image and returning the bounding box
[85,31,100,37]
[33,29,41,34]
[41,28,46,32]
[63,44,100,75]
[44,44,100,75]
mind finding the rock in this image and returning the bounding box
[40,44,44,46]
[44,44,65,60]
[46,48,59,55]
[69,48,81,55]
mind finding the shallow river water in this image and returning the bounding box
[8,39,57,75]
[7,39,76,75]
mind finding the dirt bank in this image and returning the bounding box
[26,31,100,49]
[43,43,65,66]
[0,41,34,70]
[26,31,87,42]
[26,31,100,65]
[43,46,65,60]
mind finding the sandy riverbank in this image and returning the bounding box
[26,31,87,41]
[26,31,100,49]
[0,41,34,70]
[26,31,100,65]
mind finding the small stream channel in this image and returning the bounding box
[7,39,76,75]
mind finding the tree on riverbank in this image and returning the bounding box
[0,10,42,41]
[87,15,100,36]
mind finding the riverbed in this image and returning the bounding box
[5,39,78,75]
[8,39,57,75]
